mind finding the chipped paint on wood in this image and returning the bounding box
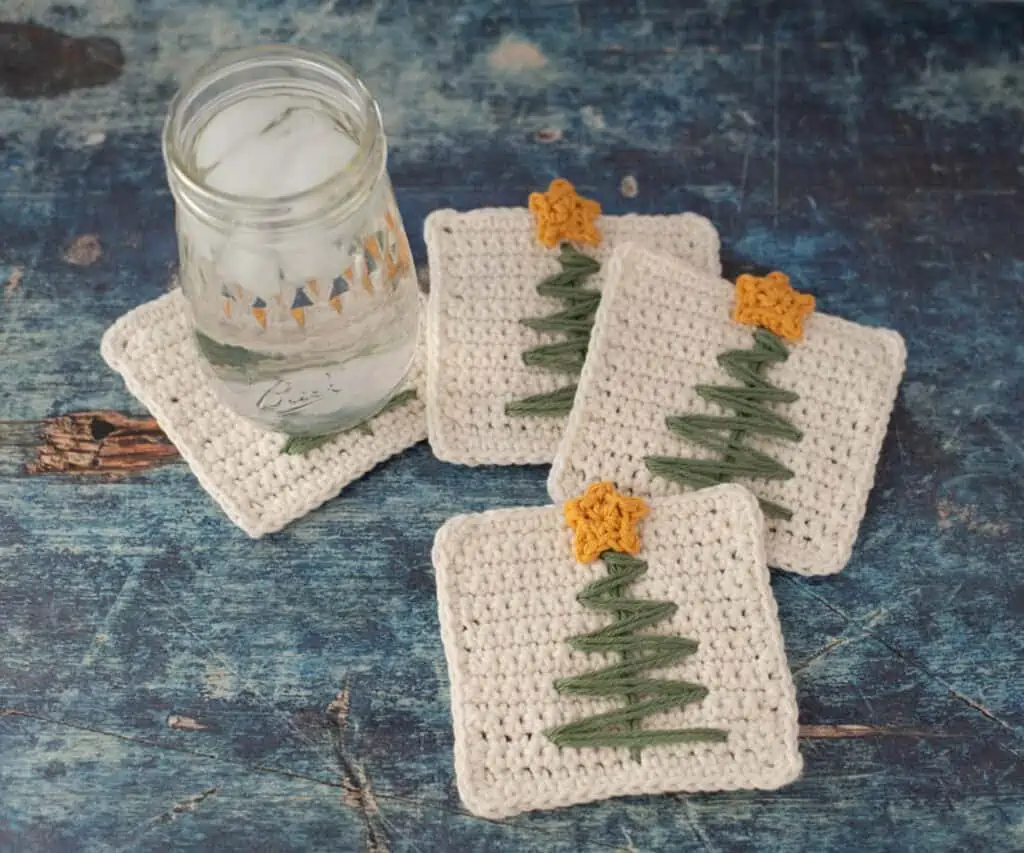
[167,715,209,731]
[534,127,563,143]
[619,175,639,198]
[3,266,24,297]
[169,787,219,816]
[487,36,548,72]
[26,410,178,475]
[326,681,351,732]
[936,498,1011,536]
[0,23,124,98]
[64,234,103,267]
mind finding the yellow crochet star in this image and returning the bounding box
[564,481,649,564]
[733,271,815,343]
[528,178,602,249]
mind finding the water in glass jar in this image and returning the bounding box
[177,92,420,436]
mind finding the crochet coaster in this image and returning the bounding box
[433,483,801,819]
[548,245,907,576]
[424,189,721,466]
[100,290,426,538]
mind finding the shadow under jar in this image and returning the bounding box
[163,45,420,437]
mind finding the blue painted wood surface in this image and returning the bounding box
[2,1,1023,851]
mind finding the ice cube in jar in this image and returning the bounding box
[197,96,360,199]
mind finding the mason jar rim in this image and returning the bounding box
[162,44,387,231]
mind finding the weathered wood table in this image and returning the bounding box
[2,2,1022,851]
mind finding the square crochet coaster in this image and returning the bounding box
[100,290,426,538]
[548,245,907,575]
[424,207,721,466]
[433,484,801,819]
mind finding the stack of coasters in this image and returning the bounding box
[424,179,722,466]
[100,290,426,538]
[549,245,907,575]
[433,482,802,818]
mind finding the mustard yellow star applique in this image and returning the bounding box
[528,178,602,249]
[564,481,649,564]
[733,271,815,343]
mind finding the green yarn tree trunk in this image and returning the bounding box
[545,550,727,763]
[505,243,600,417]
[645,327,803,520]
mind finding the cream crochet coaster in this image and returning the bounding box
[548,245,907,576]
[433,484,801,819]
[423,208,721,466]
[100,290,426,538]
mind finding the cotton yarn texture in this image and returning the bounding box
[100,290,426,538]
[433,484,802,819]
[423,208,722,466]
[548,245,907,576]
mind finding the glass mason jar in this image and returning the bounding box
[162,45,420,436]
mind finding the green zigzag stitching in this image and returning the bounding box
[545,550,728,762]
[505,243,600,417]
[645,327,803,520]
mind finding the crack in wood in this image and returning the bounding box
[326,682,390,853]
[8,705,959,844]
[781,576,1019,738]
[948,690,1017,734]
[0,706,543,825]
[115,784,221,850]
[326,679,351,733]
[168,786,219,818]
[23,410,179,475]
[798,724,951,739]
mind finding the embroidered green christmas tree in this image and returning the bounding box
[505,243,600,417]
[547,482,726,762]
[546,550,728,761]
[645,271,814,522]
[645,328,802,520]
